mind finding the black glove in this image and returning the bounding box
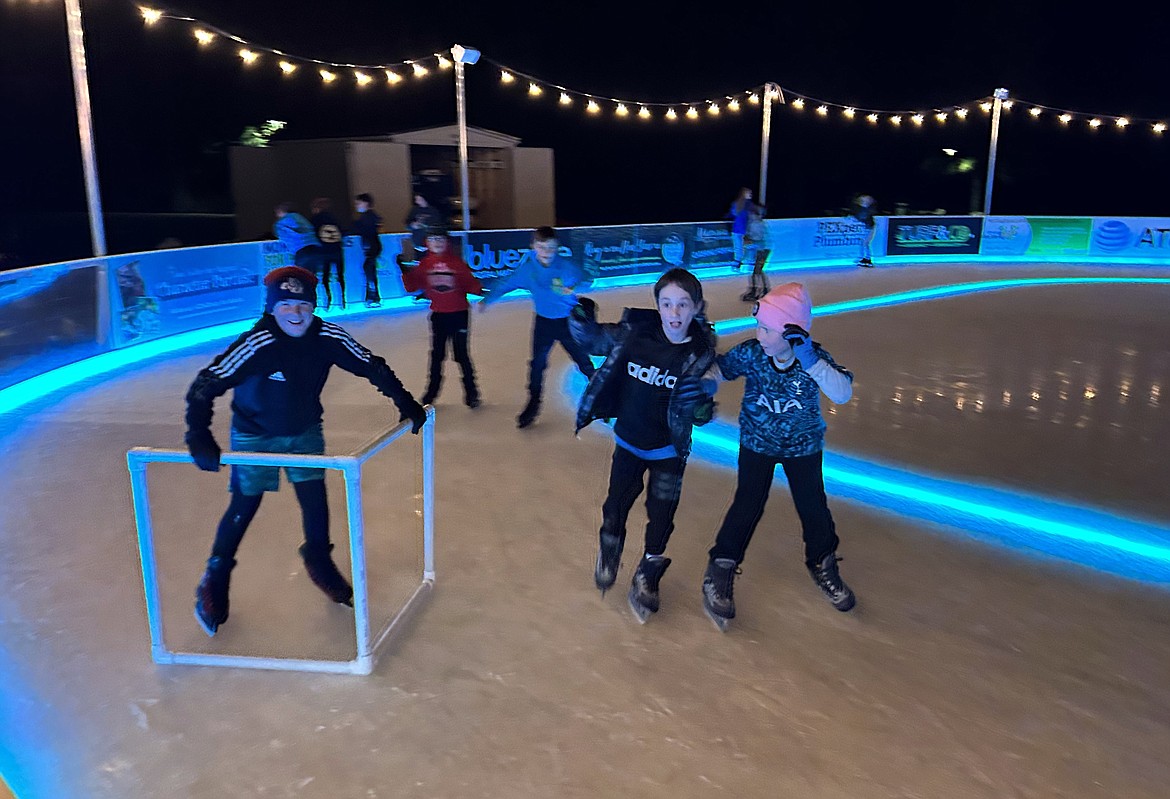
[185,429,221,472]
[782,324,818,370]
[570,296,597,323]
[398,398,428,434]
[674,377,717,426]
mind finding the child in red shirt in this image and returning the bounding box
[401,228,484,407]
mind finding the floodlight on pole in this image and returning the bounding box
[983,87,1009,215]
[451,45,481,231]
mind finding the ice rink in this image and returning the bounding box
[2,263,1169,798]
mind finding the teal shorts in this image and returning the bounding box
[229,423,326,495]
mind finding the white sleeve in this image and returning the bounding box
[807,359,853,405]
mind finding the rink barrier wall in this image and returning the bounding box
[3,215,1170,403]
[126,408,436,675]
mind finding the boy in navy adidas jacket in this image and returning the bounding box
[183,266,426,636]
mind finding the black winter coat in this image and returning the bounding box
[569,306,717,459]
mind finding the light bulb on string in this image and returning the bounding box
[385,70,401,85]
[728,99,740,111]
[279,60,296,75]
[411,62,428,78]
[238,49,258,65]
[980,101,992,112]
[686,106,699,119]
[140,6,162,25]
[748,93,759,105]
[911,114,924,126]
[1115,117,1129,128]
[320,69,336,83]
[955,108,968,119]
[558,92,572,105]
[528,83,542,97]
[815,105,828,116]
[843,107,856,119]
[1089,118,1102,128]
[500,70,514,84]
[355,71,372,87]
[586,99,600,114]
[638,106,651,119]
[708,103,720,115]
[1154,123,1167,134]
[1029,107,1042,117]
[866,113,879,124]
[436,55,452,70]
[616,103,629,117]
[194,29,214,46]
[1059,113,1072,124]
[666,108,678,120]
[890,115,902,126]
[935,111,947,123]
[791,98,805,110]
[1002,100,1014,109]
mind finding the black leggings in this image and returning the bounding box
[709,447,838,568]
[599,446,686,557]
[211,480,330,560]
[425,310,478,402]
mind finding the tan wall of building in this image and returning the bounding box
[346,142,412,233]
[509,147,556,228]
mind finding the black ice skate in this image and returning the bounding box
[516,396,541,429]
[299,543,354,607]
[808,552,856,612]
[627,554,671,624]
[858,257,874,268]
[701,558,738,632]
[194,555,235,637]
[594,532,623,596]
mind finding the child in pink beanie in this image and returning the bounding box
[701,282,856,630]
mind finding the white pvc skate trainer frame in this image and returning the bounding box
[126,407,435,675]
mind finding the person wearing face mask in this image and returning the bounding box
[701,282,856,631]
[183,266,426,637]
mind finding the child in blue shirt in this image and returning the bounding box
[703,283,856,630]
[479,226,595,428]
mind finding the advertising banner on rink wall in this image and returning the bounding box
[980,217,1092,257]
[458,223,737,291]
[106,243,264,348]
[887,216,983,256]
[1087,218,1170,259]
[762,217,888,263]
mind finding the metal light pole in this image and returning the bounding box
[64,0,107,255]
[983,87,1009,216]
[450,45,481,232]
[757,82,783,206]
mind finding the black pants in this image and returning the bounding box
[362,248,381,303]
[319,249,345,307]
[600,446,687,557]
[528,314,596,400]
[709,447,839,568]
[425,310,478,402]
[211,480,330,561]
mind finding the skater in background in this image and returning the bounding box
[273,202,322,275]
[569,268,718,623]
[183,266,426,637]
[846,194,877,267]
[741,203,771,302]
[479,226,595,428]
[309,197,345,310]
[404,194,444,265]
[353,193,383,307]
[700,283,855,631]
[400,227,484,408]
[726,187,755,270]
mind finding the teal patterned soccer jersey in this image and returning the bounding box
[717,339,853,458]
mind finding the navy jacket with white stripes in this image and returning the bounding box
[185,314,416,438]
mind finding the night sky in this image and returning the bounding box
[2,0,1168,265]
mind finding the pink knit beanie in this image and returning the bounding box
[753,283,813,332]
